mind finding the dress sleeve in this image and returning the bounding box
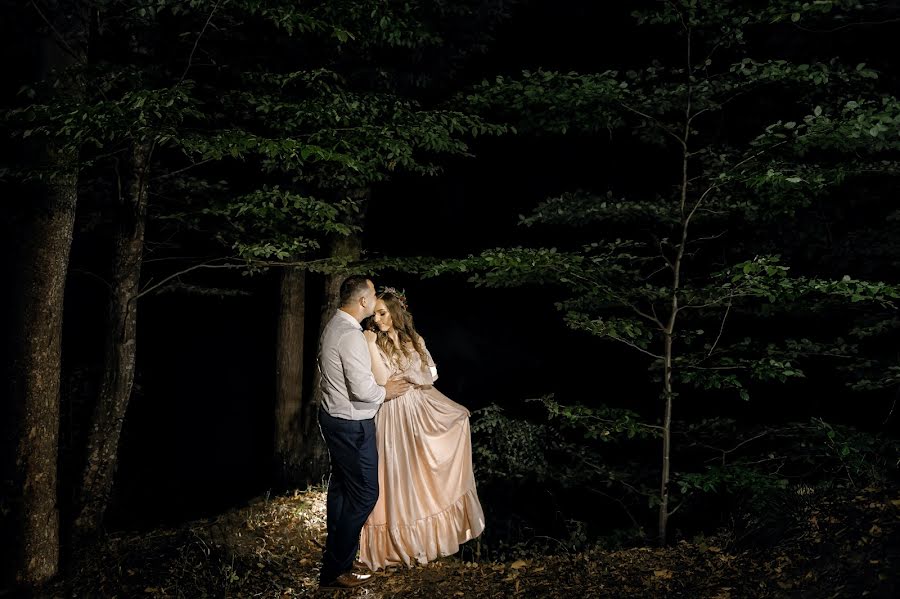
[419,335,438,382]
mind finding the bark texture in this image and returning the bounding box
[4,155,77,587]
[2,1,88,588]
[273,267,308,487]
[73,142,151,541]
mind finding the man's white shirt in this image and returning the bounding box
[318,310,386,420]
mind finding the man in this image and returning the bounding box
[316,275,411,590]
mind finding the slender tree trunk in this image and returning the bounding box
[658,180,690,545]
[658,24,694,546]
[2,2,87,588]
[658,333,674,546]
[73,141,151,541]
[273,267,308,487]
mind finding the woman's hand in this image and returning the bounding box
[363,330,377,344]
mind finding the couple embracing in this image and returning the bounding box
[316,276,485,590]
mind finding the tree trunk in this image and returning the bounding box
[657,74,692,543]
[73,141,151,541]
[2,2,87,589]
[658,333,674,546]
[303,194,367,485]
[273,267,308,488]
[4,150,78,588]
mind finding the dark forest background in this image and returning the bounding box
[2,0,899,595]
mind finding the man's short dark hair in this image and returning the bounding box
[339,275,371,306]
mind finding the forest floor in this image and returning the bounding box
[49,482,899,598]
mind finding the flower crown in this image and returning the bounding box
[379,286,409,311]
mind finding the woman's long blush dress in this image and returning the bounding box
[359,338,485,570]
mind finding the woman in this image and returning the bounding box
[358,289,485,570]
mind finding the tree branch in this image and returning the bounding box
[71,268,111,290]
[722,431,769,461]
[687,230,728,245]
[706,297,732,358]
[179,0,223,84]
[667,494,690,518]
[153,158,216,181]
[685,183,719,227]
[586,487,642,530]
[793,16,900,34]
[618,102,685,147]
[29,0,85,64]
[134,260,244,301]
[607,335,665,360]
[632,305,665,329]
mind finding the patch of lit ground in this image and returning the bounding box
[52,484,898,598]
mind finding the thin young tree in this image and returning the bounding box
[452,0,900,543]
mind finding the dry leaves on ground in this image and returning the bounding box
[50,484,898,598]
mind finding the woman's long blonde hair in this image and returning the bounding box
[368,292,428,369]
